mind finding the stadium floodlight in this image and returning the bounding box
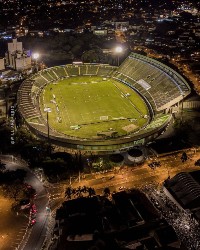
[32,52,40,60]
[115,46,123,54]
[44,107,52,155]
[32,53,40,72]
[115,46,123,66]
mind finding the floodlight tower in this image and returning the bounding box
[32,52,40,72]
[115,46,123,66]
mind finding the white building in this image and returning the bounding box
[15,55,31,71]
[93,29,108,36]
[0,58,5,70]
[5,38,31,71]
[8,38,22,53]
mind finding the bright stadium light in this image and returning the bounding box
[115,46,123,66]
[32,52,39,60]
[115,46,123,54]
[32,53,40,72]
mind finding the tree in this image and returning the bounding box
[2,169,26,183]
[90,45,105,62]
[12,169,27,182]
[24,185,36,199]
[65,187,72,200]
[71,44,82,56]
[181,152,188,162]
[173,118,193,145]
[103,187,110,196]
[15,127,35,147]
[51,152,73,168]
[87,187,96,197]
[2,180,24,201]
[81,49,101,63]
[20,142,49,166]
[0,127,12,152]
[65,186,96,200]
[74,151,83,172]
[41,158,69,182]
[63,44,71,52]
[76,186,83,198]
[195,159,200,166]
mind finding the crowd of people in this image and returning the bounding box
[144,184,200,250]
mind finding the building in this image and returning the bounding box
[52,190,181,250]
[164,171,200,223]
[0,58,5,70]
[93,29,108,36]
[0,89,6,122]
[15,55,31,71]
[115,21,129,31]
[5,39,31,71]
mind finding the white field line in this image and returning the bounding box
[57,86,72,126]
[112,81,143,116]
[112,86,136,117]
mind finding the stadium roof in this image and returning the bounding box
[164,171,200,209]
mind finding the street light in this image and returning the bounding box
[115,46,123,66]
[44,107,51,155]
[32,52,40,72]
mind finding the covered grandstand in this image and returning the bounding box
[17,54,191,153]
[112,53,190,111]
[164,171,200,223]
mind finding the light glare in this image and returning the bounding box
[32,53,39,60]
[115,46,123,53]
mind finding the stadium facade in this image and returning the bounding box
[17,53,191,154]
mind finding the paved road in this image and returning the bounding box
[1,156,50,250]
[71,149,200,194]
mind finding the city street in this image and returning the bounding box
[70,149,200,194]
[0,156,50,250]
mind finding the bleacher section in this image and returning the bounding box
[62,64,116,77]
[98,65,116,76]
[79,65,87,75]
[113,53,191,111]
[40,71,55,82]
[47,68,59,80]
[32,75,48,87]
[65,65,80,76]
[18,80,40,119]
[53,66,69,78]
[29,64,117,90]
[87,65,99,75]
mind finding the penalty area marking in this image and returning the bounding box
[100,116,108,120]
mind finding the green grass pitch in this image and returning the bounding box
[40,76,149,138]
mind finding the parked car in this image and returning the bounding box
[30,204,37,214]
[30,219,36,226]
[20,199,31,210]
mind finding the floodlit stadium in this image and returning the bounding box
[17,53,191,153]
